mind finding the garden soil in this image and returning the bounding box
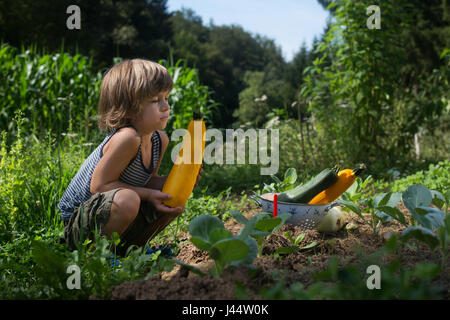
[106,197,450,300]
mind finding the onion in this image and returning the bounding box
[316,206,348,233]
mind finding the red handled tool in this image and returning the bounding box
[273,194,278,218]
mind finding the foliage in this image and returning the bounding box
[398,185,450,271]
[301,0,450,173]
[170,8,295,127]
[160,58,219,134]
[0,0,173,71]
[374,160,450,194]
[0,113,91,241]
[274,231,318,258]
[339,176,404,235]
[187,214,258,277]
[230,210,290,257]
[152,186,236,245]
[0,43,102,140]
[233,70,293,128]
[0,227,176,299]
[340,179,450,272]
[259,236,445,299]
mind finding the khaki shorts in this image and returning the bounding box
[63,188,161,256]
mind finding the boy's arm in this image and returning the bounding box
[145,130,169,191]
[90,128,153,200]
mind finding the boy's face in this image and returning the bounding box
[133,90,171,134]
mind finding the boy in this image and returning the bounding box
[58,59,200,255]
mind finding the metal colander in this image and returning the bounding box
[249,193,339,229]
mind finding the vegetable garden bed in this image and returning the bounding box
[106,199,450,300]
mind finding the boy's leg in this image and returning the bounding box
[118,201,182,254]
[103,188,140,238]
[64,188,125,251]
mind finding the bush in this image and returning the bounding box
[0,112,93,241]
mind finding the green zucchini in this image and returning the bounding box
[277,167,339,203]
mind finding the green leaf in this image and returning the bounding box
[254,217,282,233]
[209,228,233,245]
[360,175,373,189]
[430,190,446,209]
[283,168,297,185]
[190,236,211,251]
[377,206,407,225]
[440,48,450,59]
[270,174,282,184]
[229,236,258,267]
[237,215,258,241]
[188,214,224,243]
[110,232,121,247]
[300,241,318,250]
[402,185,432,226]
[415,206,446,230]
[356,91,364,104]
[210,238,249,266]
[336,200,361,215]
[275,246,299,255]
[229,209,249,225]
[172,259,206,277]
[375,192,402,208]
[294,233,306,245]
[283,231,295,244]
[401,226,439,250]
[445,190,450,205]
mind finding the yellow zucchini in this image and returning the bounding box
[308,163,366,204]
[162,112,206,207]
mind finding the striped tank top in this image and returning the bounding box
[58,127,162,222]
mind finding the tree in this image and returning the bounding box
[301,0,449,172]
[0,0,173,70]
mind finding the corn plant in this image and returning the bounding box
[0,43,102,141]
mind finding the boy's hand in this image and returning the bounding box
[194,166,203,188]
[146,190,184,216]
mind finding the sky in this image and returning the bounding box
[167,0,330,62]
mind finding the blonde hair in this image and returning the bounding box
[98,59,173,132]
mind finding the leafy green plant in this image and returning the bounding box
[0,113,94,239]
[262,167,303,194]
[374,161,450,194]
[274,231,318,258]
[230,210,290,257]
[259,235,445,300]
[398,185,450,272]
[187,214,258,277]
[339,188,402,235]
[153,186,235,245]
[29,231,174,299]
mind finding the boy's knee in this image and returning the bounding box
[112,189,140,223]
